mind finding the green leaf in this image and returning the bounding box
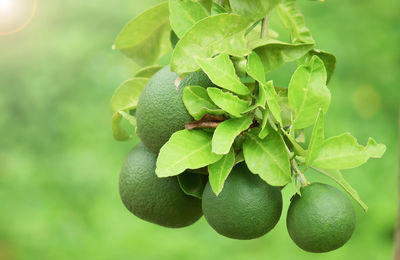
[312,133,386,170]
[211,2,228,15]
[235,151,245,165]
[230,0,281,22]
[169,0,209,38]
[111,110,137,141]
[251,39,314,72]
[231,56,248,78]
[312,168,368,211]
[133,65,163,78]
[246,23,279,43]
[156,130,222,177]
[243,129,292,186]
[171,14,250,73]
[207,87,250,117]
[182,86,225,120]
[246,52,266,83]
[177,171,207,199]
[306,109,324,168]
[110,78,149,114]
[300,49,336,84]
[277,0,314,44]
[278,97,293,127]
[366,138,387,158]
[170,30,180,48]
[113,2,171,66]
[111,112,130,141]
[263,81,283,125]
[278,1,336,83]
[212,116,253,154]
[258,109,271,139]
[120,110,137,126]
[288,55,331,129]
[208,148,235,195]
[295,129,306,143]
[198,0,213,11]
[242,83,267,112]
[196,54,250,95]
[268,113,279,132]
[280,128,307,156]
[110,78,149,141]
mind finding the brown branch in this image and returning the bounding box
[201,114,227,122]
[185,114,261,132]
[185,114,227,130]
[395,109,400,260]
[186,121,221,130]
[249,121,260,129]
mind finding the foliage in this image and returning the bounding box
[0,0,397,259]
[111,0,386,214]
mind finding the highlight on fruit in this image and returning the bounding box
[109,0,386,253]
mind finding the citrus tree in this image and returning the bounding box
[110,0,386,253]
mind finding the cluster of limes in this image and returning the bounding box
[119,67,356,253]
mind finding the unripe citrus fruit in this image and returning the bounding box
[136,66,215,154]
[119,142,203,228]
[179,70,216,89]
[286,183,356,253]
[202,163,283,240]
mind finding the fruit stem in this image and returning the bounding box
[291,159,309,187]
[261,14,270,39]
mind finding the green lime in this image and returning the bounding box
[179,70,216,90]
[136,67,215,154]
[286,182,356,253]
[119,142,203,228]
[202,163,283,239]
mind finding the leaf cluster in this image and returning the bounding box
[110,0,386,210]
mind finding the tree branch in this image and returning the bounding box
[186,121,221,130]
[185,114,227,130]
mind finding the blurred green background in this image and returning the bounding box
[0,0,398,259]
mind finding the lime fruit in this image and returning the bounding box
[202,163,283,239]
[119,142,203,228]
[136,66,215,154]
[286,182,356,253]
[179,70,215,90]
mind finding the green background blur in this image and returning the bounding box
[0,0,398,259]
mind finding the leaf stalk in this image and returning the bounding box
[261,14,270,39]
[291,159,309,186]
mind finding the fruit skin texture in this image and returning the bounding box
[136,66,191,154]
[286,183,356,253]
[119,142,203,228]
[179,70,216,90]
[202,163,283,240]
[136,67,215,154]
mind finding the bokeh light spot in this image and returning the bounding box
[0,0,37,35]
[0,0,15,14]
